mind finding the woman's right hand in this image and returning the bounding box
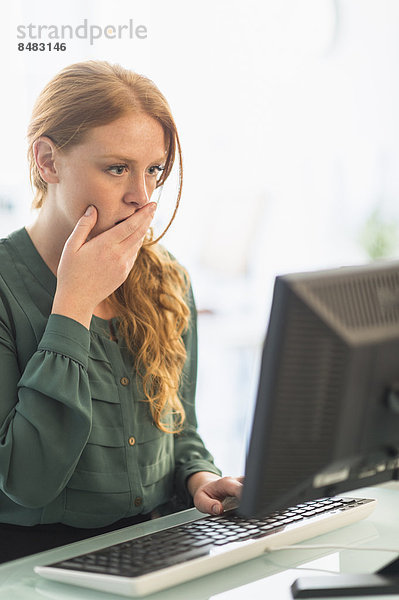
[51,202,156,329]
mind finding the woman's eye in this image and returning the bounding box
[147,165,165,180]
[108,165,128,176]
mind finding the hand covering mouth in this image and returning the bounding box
[115,216,131,225]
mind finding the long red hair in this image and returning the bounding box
[27,60,189,432]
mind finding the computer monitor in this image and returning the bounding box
[239,259,399,518]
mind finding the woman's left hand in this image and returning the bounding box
[187,472,244,515]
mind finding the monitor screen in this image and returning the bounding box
[239,260,399,518]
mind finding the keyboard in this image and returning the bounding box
[35,496,376,597]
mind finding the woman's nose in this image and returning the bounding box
[123,173,151,208]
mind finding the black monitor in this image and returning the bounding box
[240,259,399,518]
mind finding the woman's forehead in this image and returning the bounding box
[81,113,166,158]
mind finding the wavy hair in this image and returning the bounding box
[27,60,190,432]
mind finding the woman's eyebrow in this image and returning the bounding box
[96,154,166,163]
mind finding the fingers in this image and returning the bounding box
[211,476,243,499]
[66,205,98,251]
[113,202,157,245]
[68,201,156,252]
[194,490,223,516]
[194,477,244,516]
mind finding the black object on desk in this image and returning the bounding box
[291,556,399,597]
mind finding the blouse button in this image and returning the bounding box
[128,436,136,446]
[134,496,143,507]
[120,376,130,386]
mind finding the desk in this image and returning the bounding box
[1,484,398,600]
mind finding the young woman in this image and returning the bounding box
[0,60,242,562]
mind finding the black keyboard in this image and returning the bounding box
[48,497,371,578]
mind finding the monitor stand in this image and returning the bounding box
[291,556,399,597]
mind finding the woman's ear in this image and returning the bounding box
[33,137,60,184]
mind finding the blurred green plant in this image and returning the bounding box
[359,208,398,260]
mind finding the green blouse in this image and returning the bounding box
[0,228,221,528]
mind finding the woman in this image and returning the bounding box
[0,60,242,562]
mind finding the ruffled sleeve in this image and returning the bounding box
[0,312,92,508]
